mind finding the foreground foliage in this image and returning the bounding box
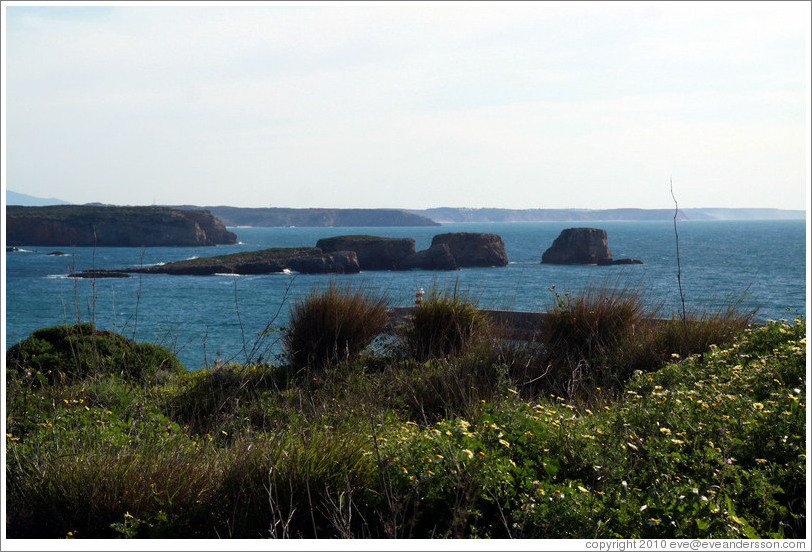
[5,315,806,539]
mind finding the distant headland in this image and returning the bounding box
[6,205,237,247]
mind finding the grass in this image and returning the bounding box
[398,282,492,362]
[4,282,806,539]
[282,281,390,369]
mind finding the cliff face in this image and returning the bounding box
[431,232,509,267]
[6,206,237,247]
[316,235,416,270]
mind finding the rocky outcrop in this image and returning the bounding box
[115,247,360,276]
[316,235,416,270]
[398,243,458,271]
[69,270,132,278]
[541,228,612,264]
[430,233,509,267]
[6,205,237,247]
[542,228,641,265]
[598,258,643,266]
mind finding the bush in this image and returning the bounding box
[529,282,650,397]
[5,323,185,385]
[525,283,756,401]
[399,283,492,362]
[159,362,282,435]
[282,282,389,369]
[620,304,756,376]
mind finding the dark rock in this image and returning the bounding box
[598,257,643,266]
[121,247,360,276]
[541,228,612,264]
[70,270,132,278]
[316,235,415,270]
[288,251,361,274]
[6,205,237,247]
[430,232,509,267]
[47,251,68,256]
[397,243,458,271]
[7,247,21,252]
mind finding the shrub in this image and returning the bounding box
[159,362,285,435]
[530,282,651,397]
[525,282,756,400]
[282,282,389,369]
[399,283,492,362]
[5,323,185,385]
[620,304,756,376]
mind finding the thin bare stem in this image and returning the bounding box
[670,178,687,329]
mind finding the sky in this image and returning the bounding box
[2,1,810,210]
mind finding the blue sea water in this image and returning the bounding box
[5,220,807,370]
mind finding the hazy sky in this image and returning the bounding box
[3,1,810,210]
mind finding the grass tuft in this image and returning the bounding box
[282,281,390,370]
[399,282,492,362]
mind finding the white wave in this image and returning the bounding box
[45,274,70,279]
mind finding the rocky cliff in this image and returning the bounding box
[316,235,416,270]
[6,206,237,247]
[430,232,509,267]
[541,227,641,265]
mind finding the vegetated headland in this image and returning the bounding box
[5,279,806,539]
[6,205,237,247]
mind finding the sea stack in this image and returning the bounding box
[541,227,642,265]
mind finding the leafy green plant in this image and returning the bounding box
[5,323,185,385]
[282,282,390,369]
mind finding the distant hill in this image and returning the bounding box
[169,206,441,227]
[6,190,70,206]
[406,207,805,223]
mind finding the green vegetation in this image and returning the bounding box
[398,283,492,361]
[6,323,184,385]
[6,205,190,220]
[282,282,390,369]
[5,284,806,539]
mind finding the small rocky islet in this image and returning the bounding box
[73,232,510,277]
[69,228,640,278]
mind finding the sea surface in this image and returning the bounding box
[5,220,807,370]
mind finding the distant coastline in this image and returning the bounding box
[406,207,806,223]
[6,191,804,227]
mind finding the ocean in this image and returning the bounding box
[5,220,807,370]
